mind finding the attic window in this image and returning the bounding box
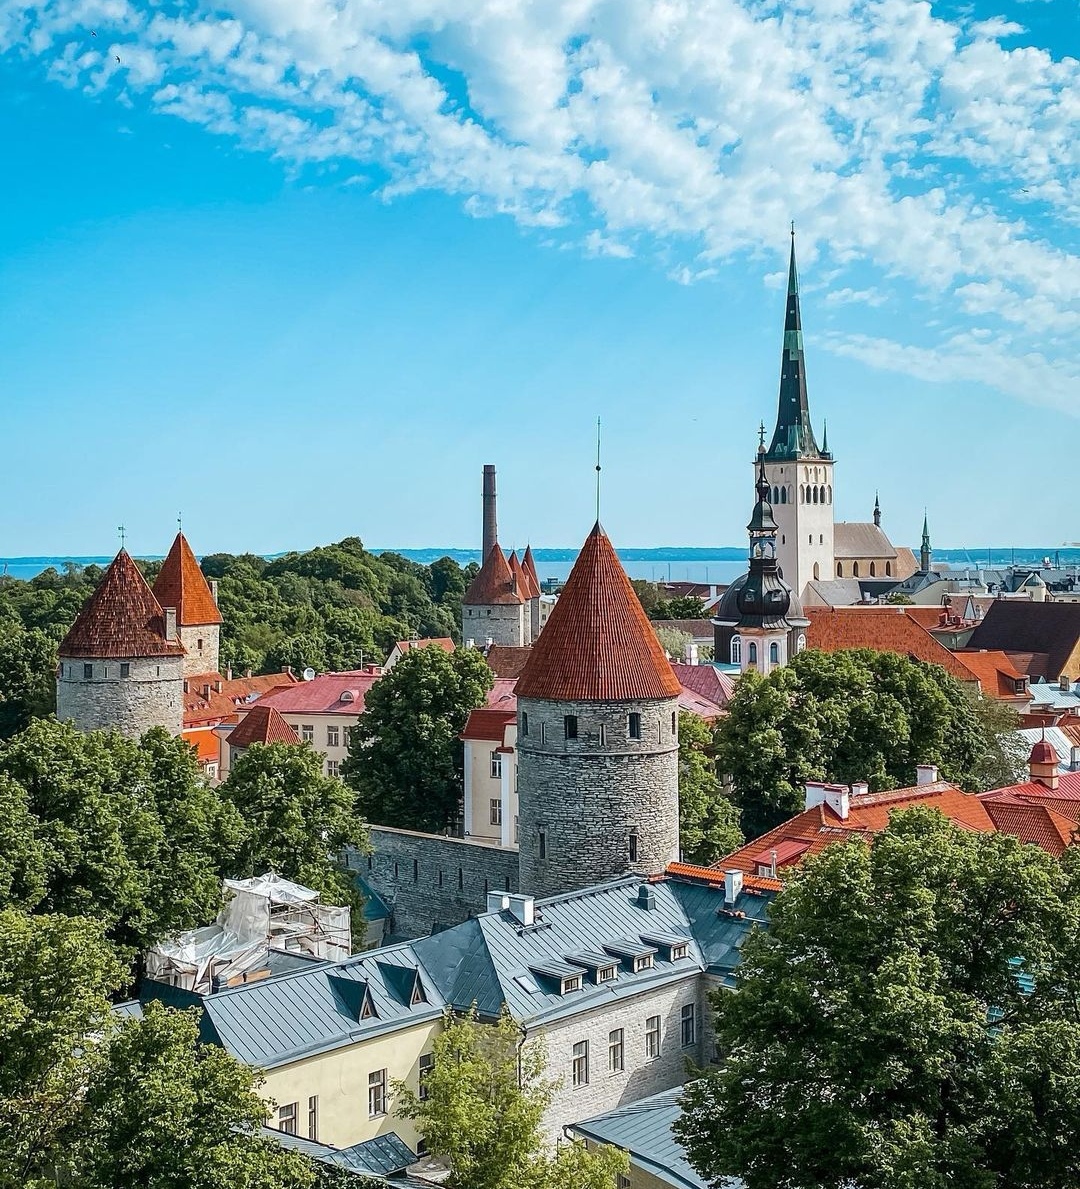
[633,954,654,973]
[410,978,427,1006]
[564,715,578,740]
[120,663,130,679]
[361,994,377,1020]
[670,943,689,961]
[597,965,617,983]
[83,663,94,679]
[561,974,582,994]
[628,712,641,739]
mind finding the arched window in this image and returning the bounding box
[813,562,820,580]
[812,486,819,504]
[836,562,843,577]
[886,562,893,577]
[773,486,779,504]
[797,634,807,653]
[748,642,758,665]
[827,486,833,504]
[780,487,787,504]
[853,562,860,577]
[731,637,741,664]
[799,485,805,504]
[869,562,877,577]
[769,642,780,665]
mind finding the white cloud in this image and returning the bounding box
[2,0,1078,413]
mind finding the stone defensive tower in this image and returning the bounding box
[462,544,528,647]
[57,549,185,738]
[515,523,682,899]
[152,532,223,678]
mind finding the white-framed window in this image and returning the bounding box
[681,1003,696,1047]
[490,799,502,826]
[368,1069,387,1118]
[327,760,340,778]
[769,642,780,665]
[731,637,741,664]
[572,1040,589,1087]
[608,1028,624,1072]
[645,1015,661,1059]
[561,974,582,994]
[307,1095,318,1140]
[419,1053,434,1101]
[277,1102,298,1135]
[326,724,340,747]
[490,750,502,779]
[634,953,654,973]
[301,724,314,743]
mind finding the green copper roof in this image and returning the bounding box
[765,235,827,463]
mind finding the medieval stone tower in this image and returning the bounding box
[152,531,223,678]
[515,523,682,900]
[57,549,185,738]
[761,232,835,597]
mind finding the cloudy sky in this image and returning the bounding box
[0,0,1076,556]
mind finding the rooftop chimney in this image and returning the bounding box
[486,891,511,915]
[1060,675,1072,694]
[724,870,743,906]
[482,464,498,561]
[505,893,534,926]
[916,763,940,786]
[805,781,850,820]
[210,579,219,603]
[164,606,177,641]
[1072,746,1080,773]
[636,884,656,911]
[851,781,869,798]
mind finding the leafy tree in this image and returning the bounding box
[220,743,369,936]
[395,1009,628,1189]
[343,645,494,832]
[970,694,1027,789]
[631,579,662,616]
[655,626,693,662]
[0,774,48,910]
[0,720,230,950]
[653,595,708,620]
[715,649,991,839]
[882,591,915,604]
[678,712,743,865]
[676,809,1080,1189]
[0,617,57,738]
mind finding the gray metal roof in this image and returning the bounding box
[570,1086,741,1189]
[326,1133,416,1175]
[668,879,772,988]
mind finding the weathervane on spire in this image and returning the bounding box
[790,220,795,240]
[117,525,126,549]
[177,513,183,535]
[595,415,602,522]
[758,421,766,452]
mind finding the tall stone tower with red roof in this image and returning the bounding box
[462,544,528,648]
[514,523,682,899]
[152,532,223,678]
[57,550,185,737]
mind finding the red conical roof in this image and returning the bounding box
[152,533,222,626]
[515,523,681,702]
[59,550,185,659]
[522,545,541,596]
[228,704,300,748]
[508,551,533,600]
[1030,739,1059,767]
[464,544,525,606]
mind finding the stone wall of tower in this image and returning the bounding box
[178,623,220,678]
[516,696,680,900]
[763,457,834,594]
[56,654,184,738]
[462,601,526,648]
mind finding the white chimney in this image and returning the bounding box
[805,782,849,821]
[1061,676,1072,694]
[724,870,743,906]
[486,892,511,915]
[505,894,534,926]
[1071,746,1080,772]
[851,781,869,798]
[684,641,699,666]
[466,638,475,650]
[164,606,177,640]
[917,763,940,786]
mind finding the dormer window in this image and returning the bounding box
[561,974,582,994]
[633,954,654,973]
[671,943,688,961]
[597,965,617,983]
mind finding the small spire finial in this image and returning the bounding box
[758,421,766,451]
[177,513,183,535]
[790,220,795,240]
[595,415,602,522]
[117,525,126,549]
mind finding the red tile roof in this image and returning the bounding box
[508,551,534,600]
[670,663,734,708]
[461,708,516,742]
[152,533,222,626]
[254,669,385,716]
[665,861,782,894]
[391,638,455,658]
[464,545,525,606]
[522,546,541,596]
[227,704,301,748]
[487,678,518,712]
[805,607,979,684]
[182,728,221,765]
[954,649,1030,699]
[515,524,681,702]
[484,645,533,679]
[182,670,298,727]
[59,550,185,659]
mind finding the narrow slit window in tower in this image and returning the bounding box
[628,712,641,739]
[564,715,578,740]
[629,833,639,863]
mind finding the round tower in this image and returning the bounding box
[57,549,185,738]
[514,523,681,899]
[462,543,527,647]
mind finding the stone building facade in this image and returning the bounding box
[516,695,679,900]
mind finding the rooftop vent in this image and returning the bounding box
[636,884,655,911]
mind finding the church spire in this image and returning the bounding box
[873,493,881,528]
[766,230,825,462]
[921,512,932,573]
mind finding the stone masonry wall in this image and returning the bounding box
[179,623,220,679]
[517,697,680,900]
[462,601,525,648]
[354,826,520,939]
[535,972,708,1141]
[57,654,184,737]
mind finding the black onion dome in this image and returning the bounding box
[712,573,748,624]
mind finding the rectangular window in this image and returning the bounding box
[564,714,578,740]
[119,662,130,679]
[419,1053,434,1101]
[618,1176,631,1189]
[561,975,582,994]
[645,1015,661,1059]
[368,1069,387,1118]
[539,722,547,744]
[629,833,639,863]
[277,1102,298,1135]
[671,943,688,961]
[301,724,314,743]
[307,1095,318,1140]
[597,965,616,983]
[628,712,641,739]
[681,1003,696,1047]
[490,750,502,779]
[83,663,94,680]
[490,799,502,826]
[326,725,340,747]
[634,954,654,973]
[538,830,546,859]
[608,1028,624,1073]
[598,723,607,746]
[326,760,340,778]
[197,638,204,652]
[572,1040,589,1087]
[521,711,529,736]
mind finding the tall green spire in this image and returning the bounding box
[765,229,827,462]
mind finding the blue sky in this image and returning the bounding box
[0,0,1077,558]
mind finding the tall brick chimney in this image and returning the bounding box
[482,464,498,560]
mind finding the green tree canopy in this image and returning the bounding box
[343,645,494,832]
[715,648,994,839]
[678,712,743,866]
[653,595,708,620]
[676,809,1080,1189]
[395,1008,628,1189]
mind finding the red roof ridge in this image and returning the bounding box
[508,551,532,600]
[59,550,186,659]
[522,546,541,595]
[464,544,525,606]
[227,704,301,748]
[152,533,222,627]
[515,523,682,702]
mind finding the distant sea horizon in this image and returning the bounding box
[2,546,1079,585]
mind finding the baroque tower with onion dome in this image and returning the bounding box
[57,549,185,737]
[514,523,682,900]
[152,531,223,679]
